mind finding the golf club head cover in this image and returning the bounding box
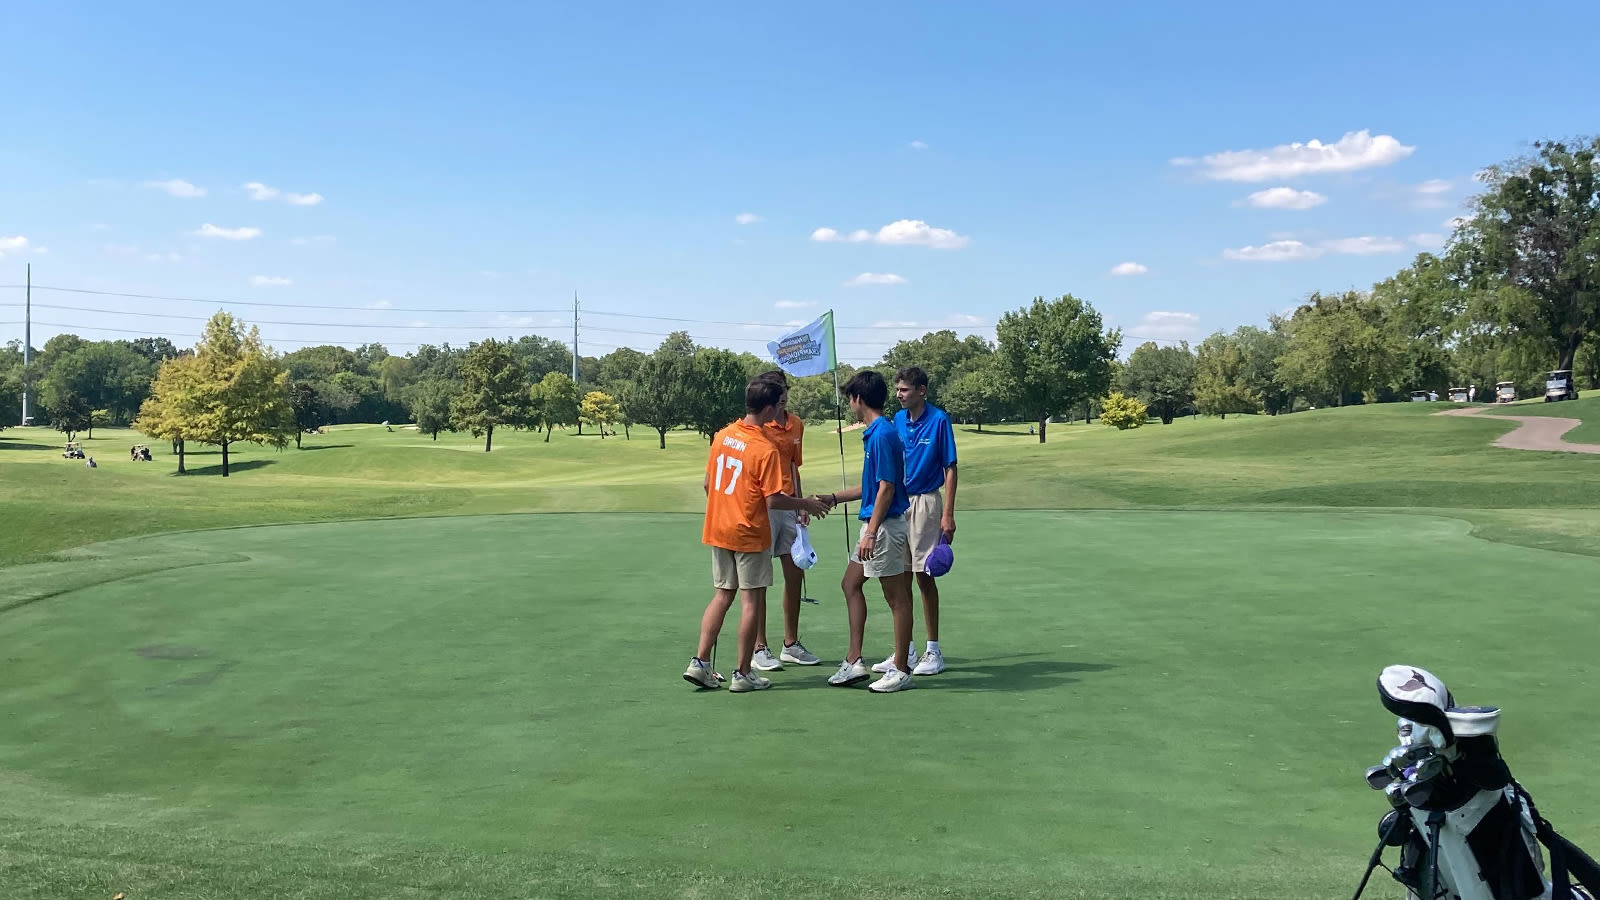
[1378,665,1457,748]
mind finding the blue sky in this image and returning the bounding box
[3,2,1597,366]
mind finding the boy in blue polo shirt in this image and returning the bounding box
[877,366,958,676]
[818,370,916,693]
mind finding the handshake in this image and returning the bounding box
[794,493,841,520]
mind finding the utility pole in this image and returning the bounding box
[21,263,30,426]
[571,292,579,383]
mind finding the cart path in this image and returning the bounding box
[1436,406,1600,454]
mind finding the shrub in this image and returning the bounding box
[1100,391,1148,430]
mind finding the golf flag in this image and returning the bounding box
[767,310,837,377]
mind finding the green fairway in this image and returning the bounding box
[4,405,1600,898]
[4,509,1599,899]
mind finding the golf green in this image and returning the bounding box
[4,509,1599,898]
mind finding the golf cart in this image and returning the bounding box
[61,441,84,459]
[1495,381,1517,403]
[1544,370,1579,402]
[1409,391,1432,403]
[1448,386,1469,403]
[130,444,153,461]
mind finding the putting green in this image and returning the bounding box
[3,510,1599,898]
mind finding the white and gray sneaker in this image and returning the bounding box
[872,649,921,674]
[912,649,946,676]
[751,647,784,671]
[729,670,772,692]
[869,668,917,693]
[827,658,872,687]
[683,658,721,689]
[780,641,821,666]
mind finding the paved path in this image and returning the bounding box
[1436,405,1600,454]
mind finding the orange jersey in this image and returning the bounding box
[703,420,786,553]
[764,412,805,495]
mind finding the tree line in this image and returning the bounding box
[6,136,1596,451]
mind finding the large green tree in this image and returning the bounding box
[940,363,1009,432]
[287,382,321,449]
[529,372,580,442]
[186,313,296,476]
[1275,292,1395,407]
[510,335,575,384]
[994,295,1120,443]
[1457,137,1600,373]
[688,348,749,442]
[1194,333,1259,418]
[1118,341,1197,425]
[405,378,457,441]
[51,391,92,440]
[879,330,993,403]
[625,350,695,449]
[38,340,156,424]
[450,339,529,452]
[1235,324,1293,415]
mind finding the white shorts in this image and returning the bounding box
[769,508,799,558]
[850,516,911,579]
[905,492,943,573]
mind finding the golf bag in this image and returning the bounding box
[1351,665,1600,900]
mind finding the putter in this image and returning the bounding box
[800,573,819,605]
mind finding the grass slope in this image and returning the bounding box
[4,511,1599,899]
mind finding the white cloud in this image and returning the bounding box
[1185,130,1415,182]
[1410,233,1447,250]
[946,314,984,327]
[499,315,535,327]
[365,300,392,309]
[0,235,30,258]
[845,272,908,286]
[1109,261,1149,276]
[244,181,280,201]
[1416,179,1451,194]
[1223,240,1322,262]
[287,192,324,206]
[1322,235,1405,255]
[909,140,929,150]
[147,178,206,198]
[1134,311,1201,341]
[811,218,968,249]
[735,213,762,225]
[145,252,182,262]
[196,223,262,240]
[1242,187,1327,210]
[251,275,292,286]
[774,300,815,310]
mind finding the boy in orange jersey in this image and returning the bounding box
[751,370,822,671]
[684,377,832,692]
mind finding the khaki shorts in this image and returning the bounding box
[850,515,911,579]
[712,547,774,591]
[769,508,799,558]
[906,492,944,573]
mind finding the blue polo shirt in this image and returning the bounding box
[858,415,909,522]
[894,404,958,496]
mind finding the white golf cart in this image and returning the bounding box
[1544,370,1579,402]
[1448,386,1469,403]
[1409,390,1432,402]
[1496,381,1517,403]
[61,441,84,459]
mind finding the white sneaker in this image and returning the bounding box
[912,649,945,676]
[869,668,917,693]
[729,670,772,692]
[827,658,871,687]
[872,650,921,674]
[752,647,784,671]
[683,658,720,689]
[780,641,820,666]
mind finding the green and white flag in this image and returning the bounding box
[767,310,836,377]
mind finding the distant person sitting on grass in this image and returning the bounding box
[683,377,831,693]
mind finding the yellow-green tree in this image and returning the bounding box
[579,390,621,438]
[137,353,203,474]
[1099,391,1147,430]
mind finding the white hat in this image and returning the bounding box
[790,524,818,570]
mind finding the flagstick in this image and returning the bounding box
[831,363,851,558]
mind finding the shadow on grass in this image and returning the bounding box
[929,657,1115,692]
[959,427,1039,437]
[0,440,59,451]
[174,459,278,477]
[295,444,354,452]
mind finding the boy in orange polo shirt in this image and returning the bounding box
[684,377,831,693]
[751,370,822,671]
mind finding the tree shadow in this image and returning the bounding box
[176,459,278,477]
[295,444,354,451]
[958,427,1042,437]
[0,439,60,451]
